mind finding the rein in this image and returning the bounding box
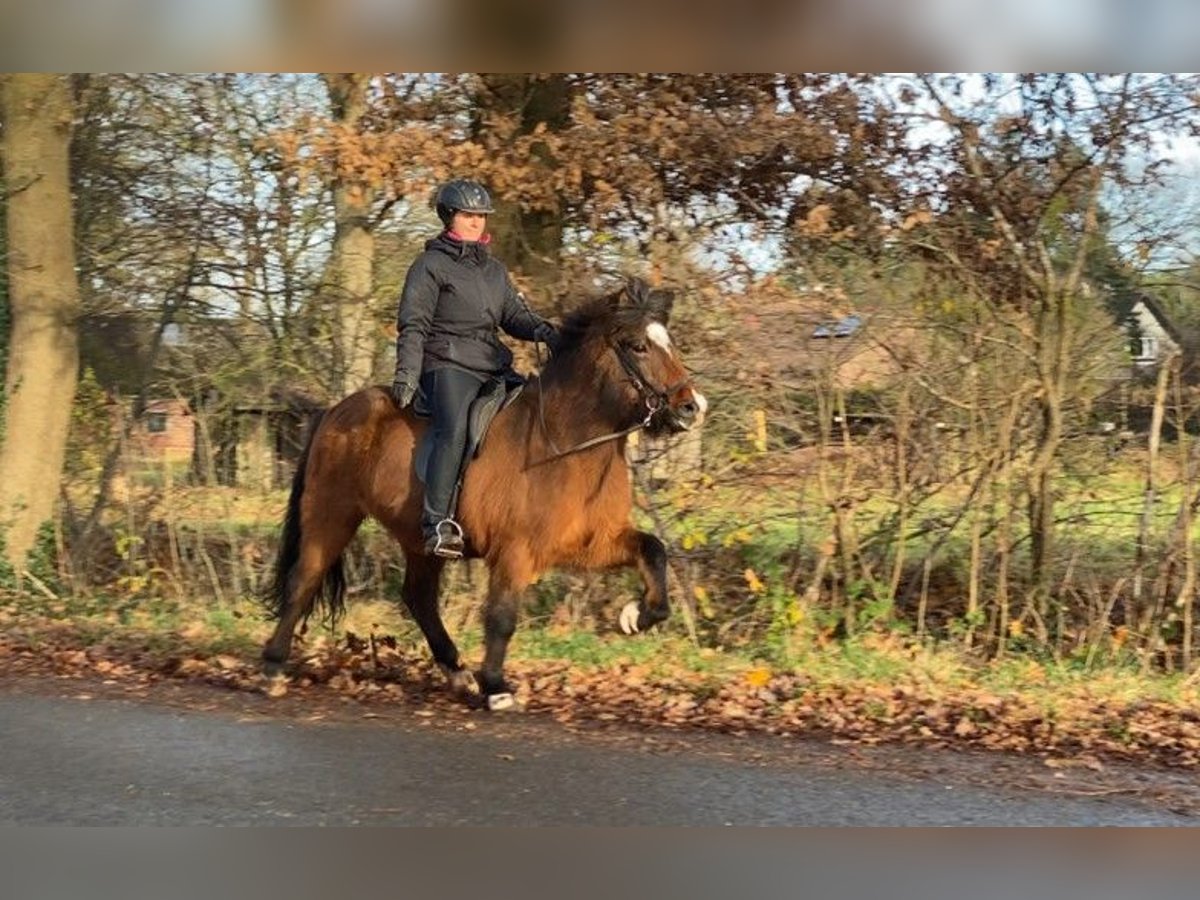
[531,336,689,466]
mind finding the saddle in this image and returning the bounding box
[412,375,525,488]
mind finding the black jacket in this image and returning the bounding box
[394,233,556,383]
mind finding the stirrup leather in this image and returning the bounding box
[428,518,465,558]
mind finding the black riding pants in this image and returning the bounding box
[420,366,486,530]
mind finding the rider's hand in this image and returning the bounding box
[535,323,562,354]
[391,375,417,409]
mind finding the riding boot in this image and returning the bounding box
[422,511,464,558]
[420,367,485,558]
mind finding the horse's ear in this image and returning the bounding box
[623,276,650,308]
[645,288,674,323]
[621,277,673,322]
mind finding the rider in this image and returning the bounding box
[391,178,561,558]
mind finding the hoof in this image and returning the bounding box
[441,664,479,697]
[263,673,289,699]
[619,601,641,635]
[262,658,287,678]
[486,692,517,712]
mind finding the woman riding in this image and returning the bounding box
[391,178,560,558]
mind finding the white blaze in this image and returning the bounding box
[646,322,672,350]
[645,320,708,425]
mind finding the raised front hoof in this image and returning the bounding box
[262,657,288,679]
[618,601,666,635]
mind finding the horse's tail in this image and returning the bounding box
[264,410,346,625]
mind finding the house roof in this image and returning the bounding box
[1125,292,1185,347]
[143,398,191,415]
[812,314,863,339]
[1104,290,1180,343]
[720,281,920,390]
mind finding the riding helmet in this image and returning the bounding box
[434,179,494,227]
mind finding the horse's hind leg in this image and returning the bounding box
[400,553,475,697]
[262,513,362,676]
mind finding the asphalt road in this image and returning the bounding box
[0,687,1194,825]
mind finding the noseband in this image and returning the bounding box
[610,336,692,419]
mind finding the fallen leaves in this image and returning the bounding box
[3,618,1200,771]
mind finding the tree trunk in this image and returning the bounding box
[475,75,568,301]
[0,74,81,571]
[1134,355,1173,665]
[322,73,378,395]
[1167,359,1196,670]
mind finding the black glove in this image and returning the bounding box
[391,375,417,409]
[534,322,562,354]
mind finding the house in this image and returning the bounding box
[1125,294,1183,369]
[128,398,195,464]
[1077,289,1197,437]
[801,309,917,393]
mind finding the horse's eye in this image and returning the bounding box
[629,341,648,354]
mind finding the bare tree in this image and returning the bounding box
[900,73,1200,626]
[0,74,81,572]
[322,73,382,394]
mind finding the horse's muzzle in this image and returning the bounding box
[666,389,707,432]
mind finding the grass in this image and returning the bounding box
[515,625,729,675]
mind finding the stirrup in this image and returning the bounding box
[426,518,464,559]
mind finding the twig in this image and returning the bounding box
[20,570,60,602]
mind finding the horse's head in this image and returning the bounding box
[575,276,706,437]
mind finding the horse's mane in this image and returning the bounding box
[555,295,617,356]
[551,277,675,360]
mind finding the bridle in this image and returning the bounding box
[533,332,692,465]
[610,337,692,419]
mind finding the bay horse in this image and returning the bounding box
[262,277,707,710]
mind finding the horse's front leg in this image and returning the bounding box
[617,530,670,635]
[479,554,535,711]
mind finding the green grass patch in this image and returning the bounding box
[514,627,725,674]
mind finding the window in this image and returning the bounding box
[146,412,168,434]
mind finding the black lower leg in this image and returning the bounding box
[262,572,319,673]
[400,556,460,672]
[479,592,518,697]
[637,531,671,630]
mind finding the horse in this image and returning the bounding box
[262,276,707,710]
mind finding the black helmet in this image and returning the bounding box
[434,179,494,227]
